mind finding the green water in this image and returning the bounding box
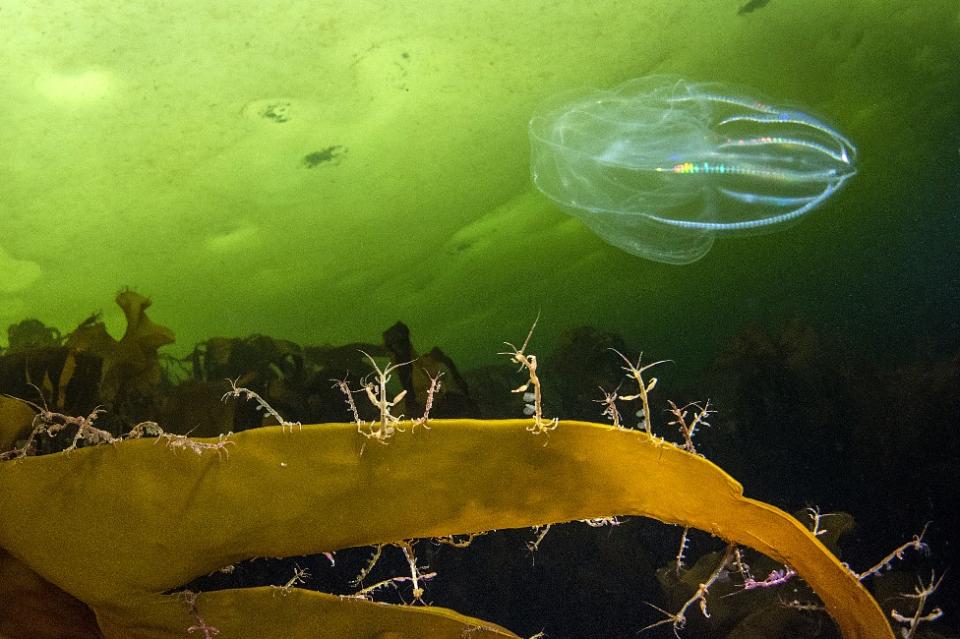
[2,0,956,370]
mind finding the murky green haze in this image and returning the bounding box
[2,0,957,370]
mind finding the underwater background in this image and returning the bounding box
[1,1,959,637]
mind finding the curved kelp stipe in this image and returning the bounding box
[0,420,894,639]
[529,75,857,264]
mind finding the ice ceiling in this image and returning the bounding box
[1,1,957,366]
